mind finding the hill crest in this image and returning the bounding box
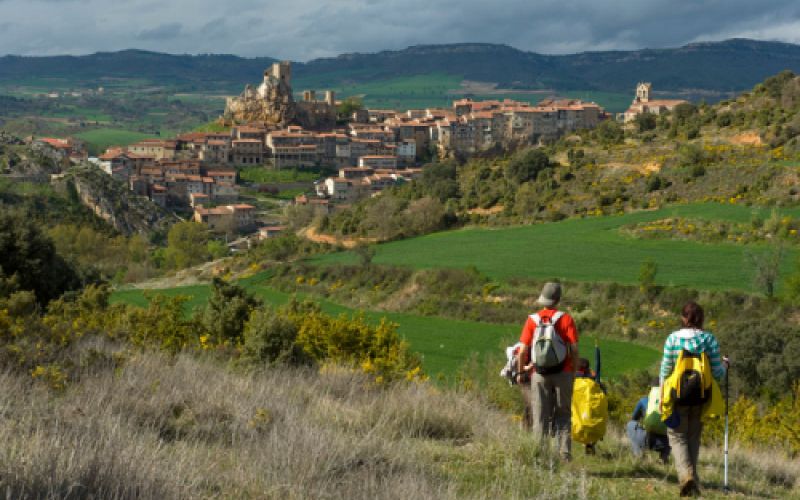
[2,38,800,94]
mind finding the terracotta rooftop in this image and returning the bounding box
[131,139,165,145]
[99,149,126,160]
[38,137,72,149]
[270,131,315,138]
[176,132,207,141]
[236,126,266,133]
[195,207,231,216]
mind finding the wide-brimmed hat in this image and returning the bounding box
[536,282,562,307]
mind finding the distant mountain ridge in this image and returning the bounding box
[0,49,278,91]
[1,39,799,95]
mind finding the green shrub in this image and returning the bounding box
[242,307,308,366]
[200,278,261,344]
[0,210,83,304]
[292,306,422,383]
[504,148,552,185]
[634,112,657,132]
[122,294,198,354]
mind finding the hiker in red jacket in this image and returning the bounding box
[516,282,579,461]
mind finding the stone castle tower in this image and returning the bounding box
[265,61,291,91]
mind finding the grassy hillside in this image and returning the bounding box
[112,281,659,379]
[315,203,800,293]
[75,128,154,152]
[0,49,277,93]
[3,350,796,498]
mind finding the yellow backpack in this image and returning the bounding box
[662,349,725,423]
[666,350,712,407]
[571,377,608,444]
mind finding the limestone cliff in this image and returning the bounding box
[62,166,173,236]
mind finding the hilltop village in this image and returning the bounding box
[29,62,673,239]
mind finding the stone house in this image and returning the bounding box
[193,204,255,233]
[358,155,398,169]
[231,139,264,165]
[200,140,231,164]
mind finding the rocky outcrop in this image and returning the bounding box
[0,141,60,181]
[223,61,337,130]
[224,62,296,127]
[62,165,173,236]
[0,131,24,146]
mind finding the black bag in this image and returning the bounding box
[674,350,711,407]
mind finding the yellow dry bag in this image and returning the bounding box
[571,377,608,444]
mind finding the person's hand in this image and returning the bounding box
[722,356,730,369]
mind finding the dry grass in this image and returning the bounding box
[1,351,797,499]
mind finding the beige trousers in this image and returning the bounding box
[667,405,704,484]
[530,370,574,459]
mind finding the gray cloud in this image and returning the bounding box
[136,22,183,41]
[0,0,798,59]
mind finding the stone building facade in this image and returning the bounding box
[622,83,688,122]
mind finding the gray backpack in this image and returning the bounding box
[531,311,567,375]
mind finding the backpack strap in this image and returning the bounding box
[550,311,568,352]
[529,314,542,343]
[531,311,566,344]
[530,311,565,325]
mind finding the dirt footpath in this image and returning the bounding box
[301,227,377,248]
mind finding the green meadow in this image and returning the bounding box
[111,282,659,380]
[111,202,799,378]
[315,203,800,293]
[293,72,630,112]
[75,128,155,153]
[238,166,325,184]
[304,73,464,110]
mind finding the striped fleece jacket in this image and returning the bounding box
[659,328,726,384]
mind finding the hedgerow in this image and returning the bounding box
[0,277,424,394]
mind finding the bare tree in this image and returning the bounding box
[746,243,785,298]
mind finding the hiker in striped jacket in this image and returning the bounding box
[659,325,725,385]
[659,301,728,497]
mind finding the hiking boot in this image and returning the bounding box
[679,478,697,497]
[585,443,596,455]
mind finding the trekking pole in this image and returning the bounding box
[723,358,730,493]
[594,336,601,383]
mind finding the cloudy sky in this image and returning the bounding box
[1,0,799,60]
